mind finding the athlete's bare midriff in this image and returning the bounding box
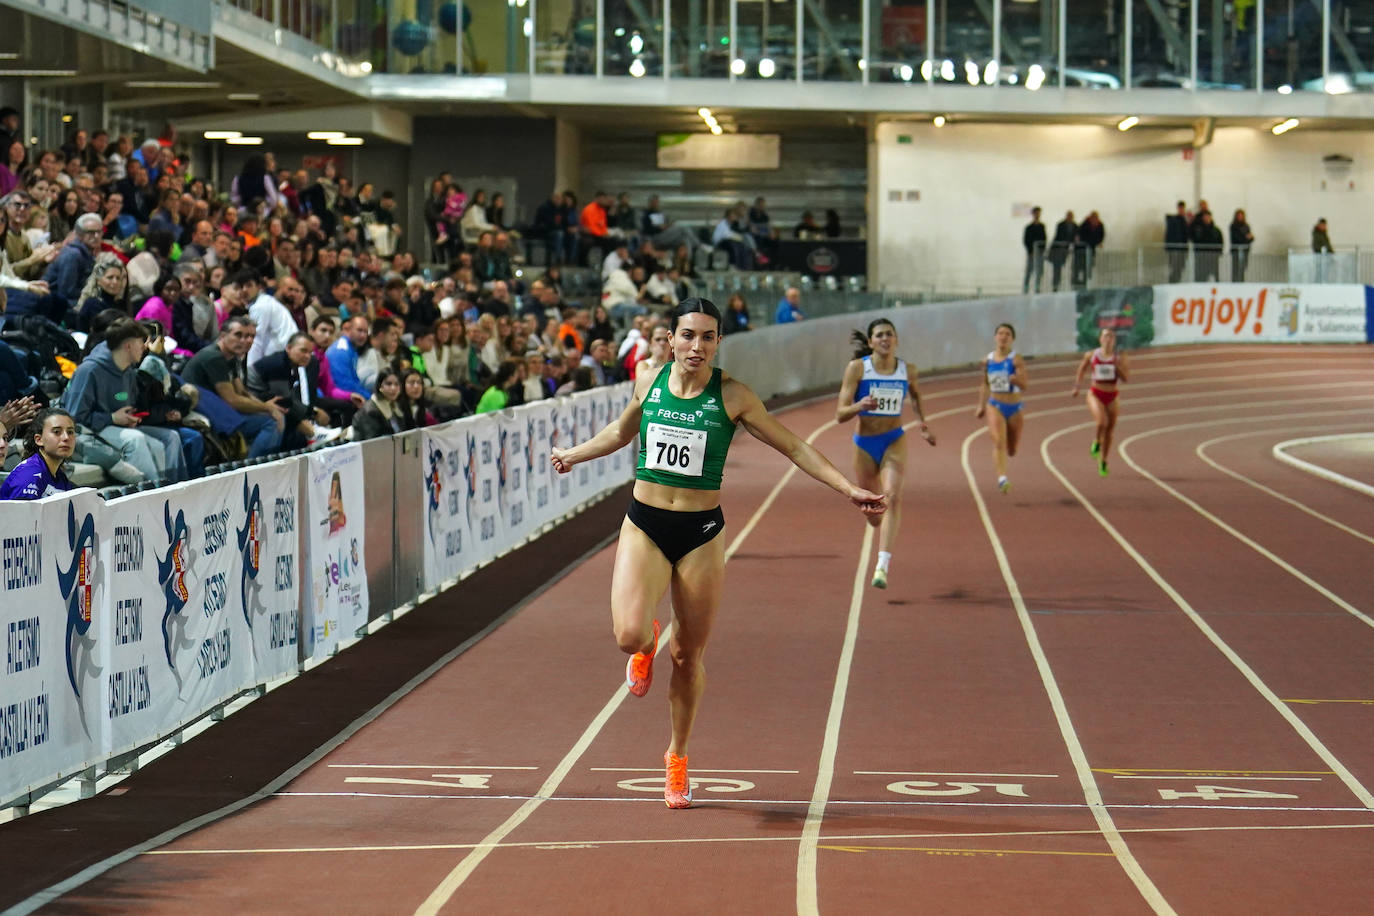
[633,479,721,513]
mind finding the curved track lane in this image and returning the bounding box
[18,344,1374,916]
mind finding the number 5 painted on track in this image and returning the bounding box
[887,780,1029,798]
[1157,785,1298,801]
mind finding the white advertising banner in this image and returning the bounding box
[419,421,477,592]
[495,409,534,549]
[239,461,300,684]
[569,390,599,503]
[0,490,103,802]
[305,444,369,660]
[522,401,557,532]
[1153,284,1369,345]
[466,412,508,559]
[101,473,255,755]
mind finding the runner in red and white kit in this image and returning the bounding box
[1071,327,1130,477]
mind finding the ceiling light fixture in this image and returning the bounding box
[0,69,78,77]
[1117,116,1140,131]
[327,136,365,145]
[203,131,242,139]
[1271,118,1299,135]
[307,131,346,140]
[225,136,265,145]
[124,80,222,89]
[227,92,261,101]
[933,115,947,127]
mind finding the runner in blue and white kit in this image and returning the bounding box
[974,323,1028,494]
[837,318,935,588]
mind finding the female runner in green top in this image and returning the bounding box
[550,297,886,808]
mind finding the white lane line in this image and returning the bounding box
[1041,424,1374,811]
[960,428,1176,916]
[1115,409,1374,630]
[275,790,1374,814]
[1272,433,1374,498]
[143,820,1374,857]
[588,767,799,774]
[1195,428,1374,548]
[327,764,538,770]
[1108,776,1323,782]
[413,415,840,916]
[796,526,874,916]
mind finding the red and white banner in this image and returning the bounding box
[1153,284,1368,344]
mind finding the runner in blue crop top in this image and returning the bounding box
[974,323,1028,494]
[837,317,936,589]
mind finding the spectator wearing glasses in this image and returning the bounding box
[43,211,105,314]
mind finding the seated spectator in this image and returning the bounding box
[533,190,566,266]
[247,331,342,447]
[723,291,752,334]
[181,315,287,459]
[555,365,594,396]
[359,316,400,388]
[824,209,843,238]
[134,321,206,479]
[643,264,675,307]
[476,358,525,413]
[134,275,181,341]
[461,189,495,246]
[634,323,672,381]
[556,306,588,356]
[426,316,484,411]
[580,338,612,386]
[600,265,644,327]
[240,269,298,365]
[62,317,190,483]
[75,252,130,332]
[406,323,465,414]
[308,315,365,426]
[0,394,39,458]
[712,207,754,270]
[587,303,617,344]
[478,279,514,319]
[350,367,405,440]
[640,195,700,257]
[602,242,631,280]
[172,262,217,352]
[775,286,804,324]
[398,370,434,430]
[522,351,549,402]
[794,210,823,240]
[0,407,76,499]
[578,190,617,264]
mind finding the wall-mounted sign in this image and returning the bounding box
[657,133,781,170]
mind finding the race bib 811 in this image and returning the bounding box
[988,371,1012,394]
[866,384,903,416]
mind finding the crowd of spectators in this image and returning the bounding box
[0,117,787,499]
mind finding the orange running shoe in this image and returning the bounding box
[664,750,692,808]
[625,619,660,697]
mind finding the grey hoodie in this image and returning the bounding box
[60,341,138,432]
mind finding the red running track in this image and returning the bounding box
[18,344,1374,915]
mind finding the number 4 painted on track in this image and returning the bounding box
[1157,785,1298,801]
[887,780,1029,798]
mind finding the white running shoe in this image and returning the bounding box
[308,426,344,447]
[997,475,1011,494]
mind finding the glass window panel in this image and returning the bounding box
[1130,0,1189,88]
[735,0,797,82]
[458,0,530,74]
[1262,0,1323,90]
[604,0,665,77]
[669,0,731,78]
[867,0,929,85]
[804,0,862,81]
[536,0,592,73]
[934,0,993,87]
[1196,0,1254,88]
[1327,1,1374,95]
[1001,0,1061,91]
[1065,0,1124,88]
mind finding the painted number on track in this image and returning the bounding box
[618,776,755,794]
[1157,785,1298,801]
[887,780,1029,798]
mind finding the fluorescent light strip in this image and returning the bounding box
[225,136,264,145]
[1271,118,1299,135]
[307,131,346,140]
[0,69,78,76]
[124,80,222,89]
[1117,116,1140,131]
[203,130,242,140]
[326,137,364,146]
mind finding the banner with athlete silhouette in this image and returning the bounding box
[304,444,369,660]
[99,473,255,757]
[239,460,300,684]
[0,490,103,804]
[419,419,478,592]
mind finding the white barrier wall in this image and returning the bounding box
[717,294,1078,399]
[0,384,636,806]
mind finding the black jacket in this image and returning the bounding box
[248,349,321,411]
[1022,221,1047,254]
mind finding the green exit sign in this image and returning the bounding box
[897,134,913,144]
